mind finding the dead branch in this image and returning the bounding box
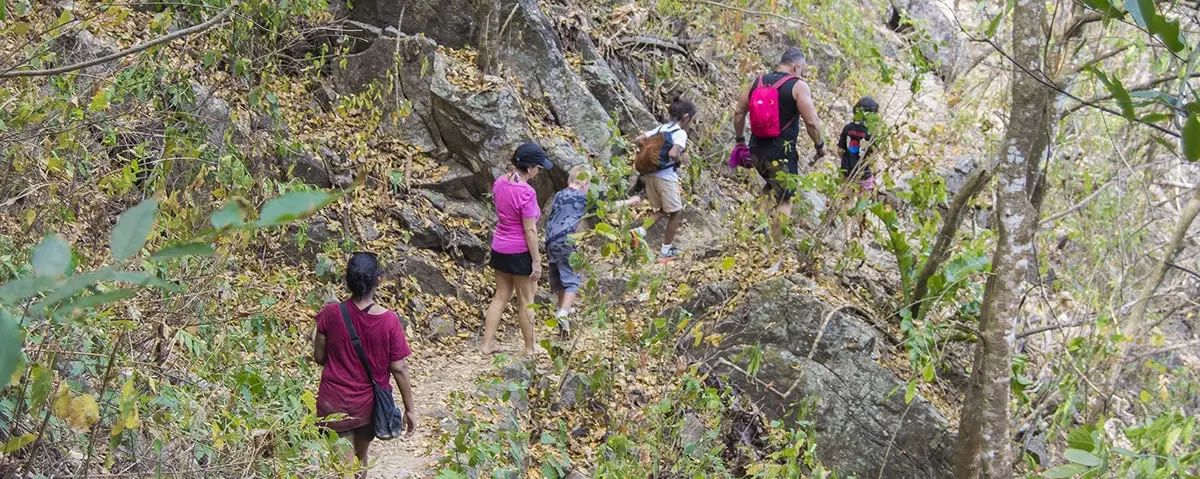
[688,0,809,26]
[618,35,689,56]
[0,5,234,79]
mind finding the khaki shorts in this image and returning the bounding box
[643,175,683,213]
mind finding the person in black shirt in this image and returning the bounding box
[732,47,826,241]
[838,97,879,192]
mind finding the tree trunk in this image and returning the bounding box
[1124,184,1200,342]
[955,0,1048,476]
[474,0,501,76]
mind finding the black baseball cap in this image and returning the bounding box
[512,143,554,170]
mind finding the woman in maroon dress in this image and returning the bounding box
[312,252,417,476]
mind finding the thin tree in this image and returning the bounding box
[954,0,1047,475]
[474,0,501,76]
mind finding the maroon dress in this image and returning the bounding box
[315,301,412,432]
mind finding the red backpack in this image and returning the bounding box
[748,74,798,139]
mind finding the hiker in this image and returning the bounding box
[733,47,827,240]
[481,143,553,356]
[632,95,698,262]
[312,252,417,477]
[545,165,641,335]
[838,97,879,192]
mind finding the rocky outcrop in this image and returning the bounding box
[681,276,956,479]
[575,33,656,136]
[350,0,615,163]
[888,0,970,81]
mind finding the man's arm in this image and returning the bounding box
[792,80,825,153]
[733,82,751,142]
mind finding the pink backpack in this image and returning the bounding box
[748,74,798,139]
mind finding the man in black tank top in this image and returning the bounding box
[732,47,826,240]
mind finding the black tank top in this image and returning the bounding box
[754,72,801,142]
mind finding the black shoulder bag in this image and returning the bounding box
[339,302,405,440]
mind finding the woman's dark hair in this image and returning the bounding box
[346,252,380,299]
[855,97,879,113]
[668,95,697,122]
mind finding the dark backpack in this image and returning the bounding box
[634,126,680,175]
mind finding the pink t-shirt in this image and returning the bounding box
[491,175,541,254]
[315,301,412,432]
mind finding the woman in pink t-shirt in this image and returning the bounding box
[312,252,417,476]
[482,143,553,356]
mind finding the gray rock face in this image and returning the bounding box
[684,276,955,479]
[349,0,614,164]
[889,0,970,81]
[384,256,457,297]
[428,315,457,341]
[279,152,331,188]
[389,207,488,263]
[575,33,656,137]
[190,83,233,147]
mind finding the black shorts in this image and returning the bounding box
[751,139,800,201]
[489,250,533,276]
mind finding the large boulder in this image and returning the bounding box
[683,276,956,478]
[575,33,656,137]
[888,0,971,81]
[351,0,615,163]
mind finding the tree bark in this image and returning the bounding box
[474,0,501,76]
[1124,184,1200,341]
[955,0,1047,477]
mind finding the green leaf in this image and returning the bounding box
[1138,113,1172,124]
[1125,0,1150,27]
[1064,448,1102,467]
[1084,0,1123,18]
[1067,426,1097,452]
[255,191,336,228]
[944,252,990,283]
[149,242,215,261]
[0,309,24,390]
[32,234,71,278]
[922,362,935,382]
[32,268,116,316]
[88,88,110,112]
[1148,16,1186,53]
[53,288,139,321]
[210,200,248,231]
[1087,67,1136,119]
[1042,463,1087,478]
[110,199,159,262]
[904,379,917,404]
[0,277,56,303]
[28,366,52,409]
[1182,112,1200,162]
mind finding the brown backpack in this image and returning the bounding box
[634,127,679,175]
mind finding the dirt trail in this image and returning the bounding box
[368,334,523,478]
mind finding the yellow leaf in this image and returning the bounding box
[52,387,72,418]
[2,433,35,453]
[67,394,100,431]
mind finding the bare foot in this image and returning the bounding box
[481,344,508,355]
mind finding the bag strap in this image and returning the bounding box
[339,302,378,387]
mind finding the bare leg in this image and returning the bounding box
[559,291,577,314]
[482,272,515,354]
[513,274,538,355]
[663,211,683,246]
[353,433,372,479]
[772,198,794,241]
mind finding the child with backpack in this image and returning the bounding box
[631,95,697,262]
[838,97,879,192]
[545,165,641,335]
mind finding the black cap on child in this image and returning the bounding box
[512,143,554,170]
